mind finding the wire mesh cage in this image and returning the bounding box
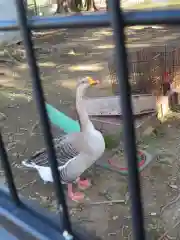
[109,45,180,96]
[1,1,180,240]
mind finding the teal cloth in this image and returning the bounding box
[46,103,80,133]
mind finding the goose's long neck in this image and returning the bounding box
[76,85,94,132]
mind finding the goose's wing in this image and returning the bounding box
[26,133,85,167]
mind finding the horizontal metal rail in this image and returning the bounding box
[0,188,97,240]
[0,9,180,31]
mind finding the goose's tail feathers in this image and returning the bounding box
[22,159,38,169]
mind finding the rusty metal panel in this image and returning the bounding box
[84,94,156,116]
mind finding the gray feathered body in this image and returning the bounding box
[25,130,105,183]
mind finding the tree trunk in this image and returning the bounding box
[55,0,69,13]
[55,0,82,13]
[92,0,98,11]
[70,0,82,12]
[85,0,98,11]
[106,0,108,11]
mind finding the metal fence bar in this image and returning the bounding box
[109,1,145,239]
[15,0,72,234]
[0,133,20,205]
[0,13,110,31]
[1,9,180,31]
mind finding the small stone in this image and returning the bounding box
[0,112,6,121]
[149,212,157,216]
[63,231,73,240]
[112,216,118,221]
[169,184,178,189]
[143,126,154,136]
[108,232,117,236]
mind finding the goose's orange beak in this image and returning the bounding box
[88,77,100,85]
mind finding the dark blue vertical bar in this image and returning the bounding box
[15,0,72,234]
[0,132,20,205]
[109,1,145,239]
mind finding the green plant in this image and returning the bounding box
[103,132,121,150]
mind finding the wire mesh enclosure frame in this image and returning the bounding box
[0,1,180,240]
[109,45,180,96]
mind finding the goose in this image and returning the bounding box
[22,77,105,202]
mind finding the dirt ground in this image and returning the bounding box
[1,26,180,239]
